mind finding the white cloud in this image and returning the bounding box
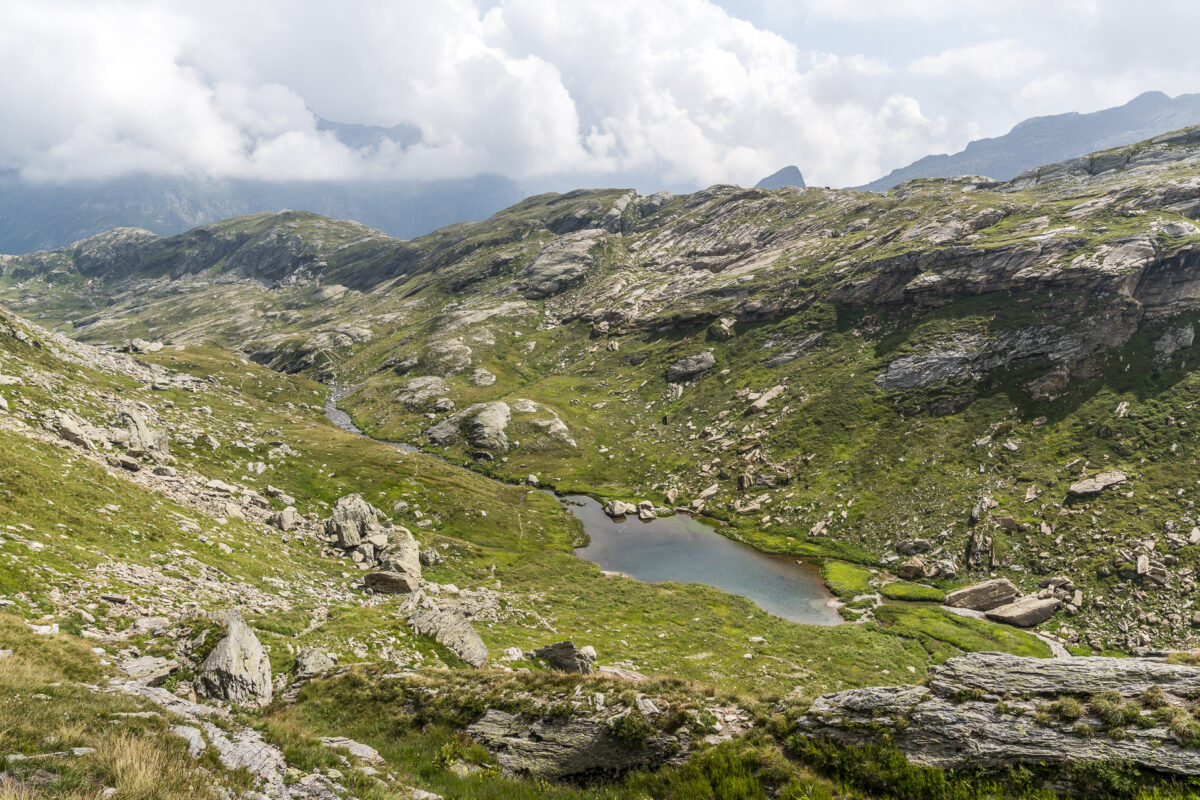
[0,0,961,188]
[908,39,1048,80]
[0,0,1197,191]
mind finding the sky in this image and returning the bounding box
[1,0,1199,192]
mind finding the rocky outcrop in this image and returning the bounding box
[195,612,272,706]
[666,351,716,383]
[467,709,688,780]
[112,403,169,456]
[427,401,511,451]
[324,494,384,548]
[517,229,603,299]
[800,652,1200,776]
[409,606,488,668]
[530,641,596,674]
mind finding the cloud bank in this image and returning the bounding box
[0,0,1197,190]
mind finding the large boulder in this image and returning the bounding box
[269,506,301,532]
[468,709,687,780]
[1067,470,1127,497]
[985,596,1061,627]
[324,494,384,548]
[666,351,716,383]
[531,641,596,674]
[293,647,336,680]
[113,403,169,455]
[409,606,487,668]
[944,578,1019,611]
[799,652,1200,777]
[364,570,420,593]
[195,612,272,705]
[376,526,422,587]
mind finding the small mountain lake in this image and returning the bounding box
[325,393,841,626]
[563,495,842,626]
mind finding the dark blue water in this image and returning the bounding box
[565,495,842,626]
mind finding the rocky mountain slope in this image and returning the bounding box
[10,127,1200,796]
[860,90,1200,192]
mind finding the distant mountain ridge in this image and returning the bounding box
[0,171,524,255]
[859,90,1200,192]
[0,115,523,254]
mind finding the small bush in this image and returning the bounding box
[1046,697,1084,722]
[610,710,655,749]
[1089,691,1141,730]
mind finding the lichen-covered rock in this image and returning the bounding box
[195,612,272,706]
[1068,470,1128,497]
[409,606,487,668]
[985,595,1061,627]
[467,709,688,780]
[427,401,511,450]
[324,494,384,548]
[800,652,1200,777]
[531,641,596,674]
[665,351,716,383]
[944,578,1018,611]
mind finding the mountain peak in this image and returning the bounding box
[754,166,806,189]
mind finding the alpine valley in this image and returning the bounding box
[9,128,1200,799]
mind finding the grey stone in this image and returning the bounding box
[324,494,384,548]
[294,648,336,680]
[666,351,716,383]
[121,655,178,686]
[799,652,1200,776]
[195,612,272,706]
[944,578,1018,611]
[531,641,596,674]
[364,570,420,594]
[409,606,487,668]
[268,506,301,532]
[985,596,1061,627]
[467,709,686,780]
[170,725,207,758]
[1068,470,1127,497]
